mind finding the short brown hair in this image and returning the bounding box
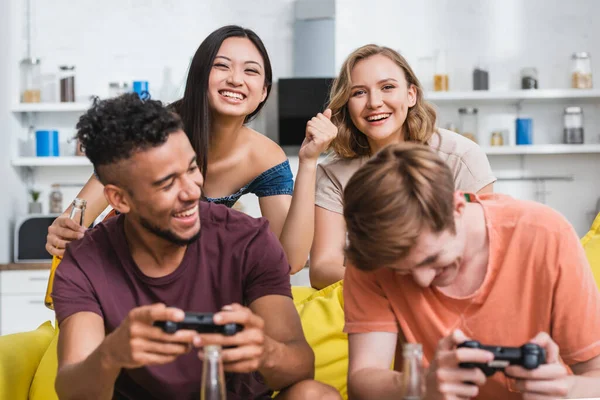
[343,143,456,271]
[328,44,437,159]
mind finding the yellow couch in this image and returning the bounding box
[3,212,600,400]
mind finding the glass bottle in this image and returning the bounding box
[49,184,63,214]
[401,343,424,400]
[572,52,593,89]
[20,57,42,103]
[44,198,87,309]
[59,65,76,102]
[433,50,449,92]
[563,106,584,144]
[201,345,226,400]
[458,108,478,142]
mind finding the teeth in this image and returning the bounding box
[174,205,198,218]
[367,113,391,121]
[221,91,244,100]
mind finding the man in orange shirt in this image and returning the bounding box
[342,143,600,400]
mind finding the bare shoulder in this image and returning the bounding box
[245,127,288,171]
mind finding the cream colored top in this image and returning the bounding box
[315,128,497,214]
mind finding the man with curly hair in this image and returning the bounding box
[51,93,340,400]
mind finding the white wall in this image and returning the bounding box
[3,0,600,262]
[0,0,28,263]
[1,0,296,262]
[335,0,600,235]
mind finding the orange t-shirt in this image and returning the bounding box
[344,193,600,399]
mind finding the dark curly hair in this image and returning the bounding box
[76,93,183,181]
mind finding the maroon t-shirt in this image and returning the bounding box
[52,202,292,400]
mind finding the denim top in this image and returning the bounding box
[206,159,294,208]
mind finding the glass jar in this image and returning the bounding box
[459,108,478,142]
[491,131,505,146]
[108,81,130,98]
[563,106,584,144]
[433,50,449,92]
[572,52,592,89]
[473,61,489,91]
[59,65,76,102]
[20,57,42,103]
[49,184,63,214]
[521,67,538,89]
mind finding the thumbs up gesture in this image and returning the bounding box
[299,108,338,163]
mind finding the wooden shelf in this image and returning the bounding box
[0,263,51,271]
[12,156,92,167]
[482,144,600,155]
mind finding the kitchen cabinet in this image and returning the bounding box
[0,269,55,336]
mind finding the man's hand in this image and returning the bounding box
[505,332,570,399]
[425,329,494,400]
[103,303,197,369]
[194,303,265,373]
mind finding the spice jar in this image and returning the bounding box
[108,81,130,98]
[490,131,505,146]
[521,67,538,89]
[20,57,42,103]
[571,52,592,89]
[59,66,76,102]
[49,184,63,214]
[473,62,489,91]
[563,106,584,144]
[459,108,478,142]
[433,50,449,92]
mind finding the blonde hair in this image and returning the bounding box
[328,44,437,158]
[343,143,456,271]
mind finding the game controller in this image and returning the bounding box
[457,340,546,377]
[153,312,243,336]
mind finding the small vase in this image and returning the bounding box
[28,202,42,214]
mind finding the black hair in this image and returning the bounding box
[76,93,183,179]
[170,25,273,177]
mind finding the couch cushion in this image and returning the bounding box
[29,327,59,400]
[294,281,348,399]
[581,212,600,288]
[0,321,55,400]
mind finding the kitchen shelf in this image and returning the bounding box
[425,89,600,104]
[482,144,600,155]
[12,157,92,167]
[11,103,90,112]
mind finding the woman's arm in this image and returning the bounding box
[260,160,318,274]
[259,110,337,274]
[309,206,347,289]
[46,174,109,257]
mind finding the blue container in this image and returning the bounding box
[516,118,533,145]
[133,81,149,99]
[36,130,59,157]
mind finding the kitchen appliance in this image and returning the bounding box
[14,214,59,263]
[278,77,334,146]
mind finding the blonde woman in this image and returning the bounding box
[310,44,496,290]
